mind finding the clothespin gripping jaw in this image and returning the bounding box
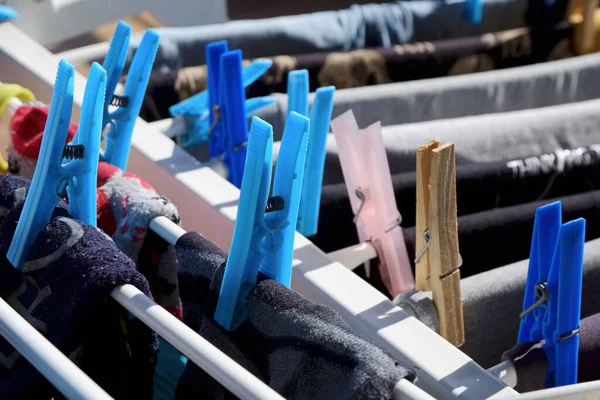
[173,96,277,149]
[287,69,309,118]
[205,41,229,158]
[102,22,159,171]
[63,63,107,222]
[518,202,585,388]
[260,111,310,285]
[331,110,413,296]
[359,121,414,295]
[214,113,310,331]
[102,20,131,121]
[415,139,464,347]
[296,85,336,237]
[179,41,275,156]
[572,0,599,55]
[330,111,372,272]
[220,49,250,188]
[7,60,107,270]
[169,56,275,149]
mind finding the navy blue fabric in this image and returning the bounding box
[0,175,158,399]
[173,231,414,399]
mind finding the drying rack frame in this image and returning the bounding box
[3,20,594,399]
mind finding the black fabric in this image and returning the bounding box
[578,312,600,383]
[139,20,575,122]
[0,175,158,399]
[314,160,600,295]
[139,70,178,123]
[501,341,548,392]
[174,231,414,400]
[245,22,574,97]
[320,145,600,252]
[500,311,600,390]
[312,145,600,254]
[408,189,600,279]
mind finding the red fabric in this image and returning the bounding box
[96,189,116,236]
[166,306,183,320]
[97,161,121,187]
[11,106,78,159]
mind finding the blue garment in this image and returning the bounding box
[153,339,188,400]
[0,5,18,20]
[127,0,566,73]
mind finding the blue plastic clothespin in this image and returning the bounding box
[0,5,18,20]
[101,20,159,171]
[214,112,310,331]
[7,60,107,269]
[463,0,482,24]
[518,201,585,388]
[168,41,276,150]
[286,70,335,237]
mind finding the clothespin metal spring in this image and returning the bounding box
[518,282,581,342]
[206,105,222,138]
[353,187,403,232]
[109,94,129,108]
[414,230,432,264]
[414,229,463,278]
[265,196,284,213]
[519,282,549,319]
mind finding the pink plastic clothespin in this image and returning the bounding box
[331,110,414,296]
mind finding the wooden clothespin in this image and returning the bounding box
[570,0,600,55]
[414,139,464,347]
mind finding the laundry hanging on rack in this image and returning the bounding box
[257,50,600,137]
[0,175,158,399]
[307,96,600,186]
[5,105,184,318]
[139,21,579,122]
[122,0,568,73]
[313,144,600,256]
[314,157,600,296]
[173,231,415,399]
[407,188,600,278]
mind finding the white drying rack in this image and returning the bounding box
[2,20,597,400]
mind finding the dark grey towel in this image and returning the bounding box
[174,231,414,399]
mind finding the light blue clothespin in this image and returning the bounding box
[463,0,482,24]
[101,20,159,171]
[7,60,107,269]
[286,70,335,237]
[518,201,585,387]
[168,41,276,150]
[0,5,18,20]
[214,112,310,331]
